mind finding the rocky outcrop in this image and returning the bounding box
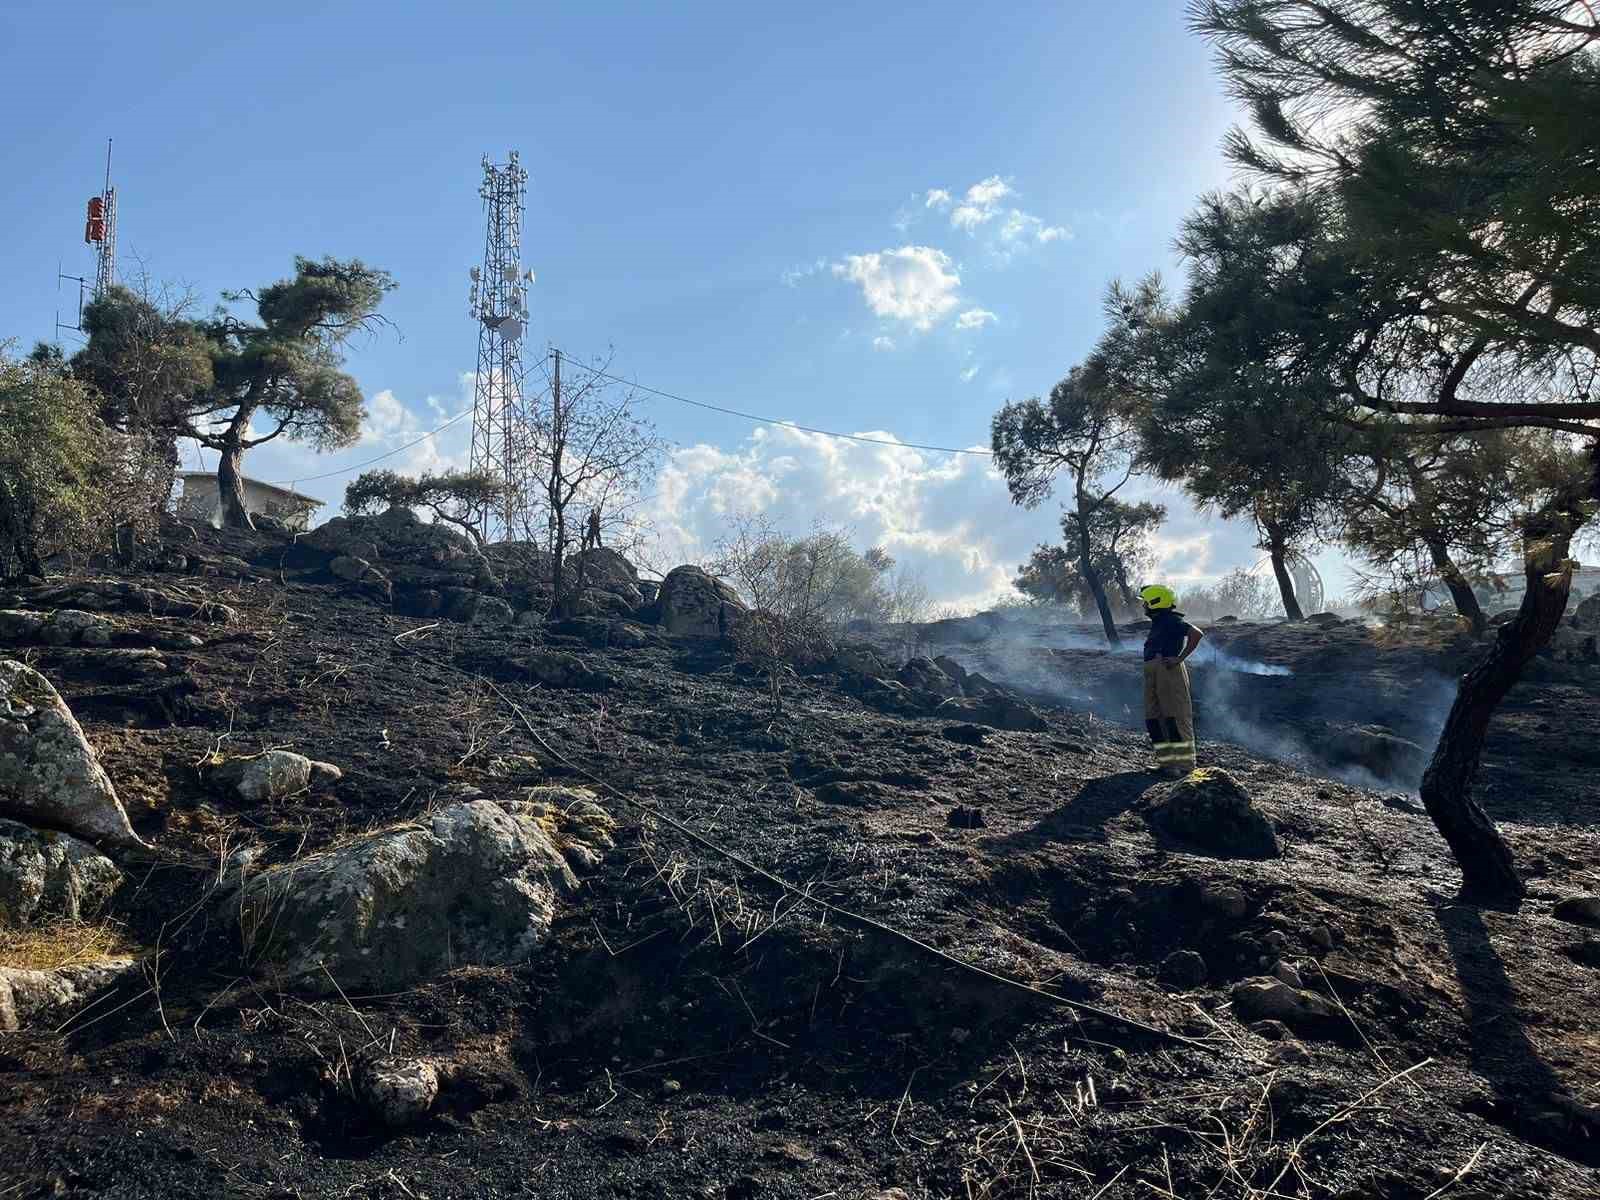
[231,800,587,994]
[0,661,146,849]
[897,657,963,701]
[0,818,122,924]
[656,566,746,638]
[1553,895,1600,928]
[0,958,140,1032]
[1150,767,1280,860]
[304,507,489,575]
[831,642,894,680]
[0,609,115,647]
[939,693,1049,733]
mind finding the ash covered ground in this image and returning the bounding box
[2,522,1598,1199]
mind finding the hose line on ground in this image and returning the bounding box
[473,676,1218,1056]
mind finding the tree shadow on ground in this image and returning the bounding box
[1438,903,1600,1166]
[989,769,1160,851]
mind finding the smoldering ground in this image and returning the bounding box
[896,608,1462,793]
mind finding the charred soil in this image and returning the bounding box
[1,526,1597,1199]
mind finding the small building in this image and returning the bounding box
[175,471,324,532]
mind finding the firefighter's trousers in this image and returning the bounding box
[1143,660,1195,772]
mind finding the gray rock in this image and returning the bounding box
[1200,883,1248,919]
[0,611,45,641]
[211,751,314,803]
[940,693,1049,733]
[0,818,122,924]
[0,958,139,1032]
[1570,593,1600,632]
[468,596,515,626]
[1150,768,1280,860]
[1231,977,1336,1027]
[1269,1040,1312,1065]
[1323,725,1428,783]
[231,800,573,994]
[1159,949,1208,990]
[933,655,970,685]
[1553,895,1600,928]
[357,1057,439,1128]
[569,588,634,619]
[304,507,486,574]
[1272,960,1305,989]
[308,760,344,787]
[328,556,391,602]
[0,661,146,849]
[41,610,114,647]
[524,650,613,691]
[656,566,746,638]
[897,657,963,700]
[831,642,894,679]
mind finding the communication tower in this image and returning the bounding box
[467,151,537,543]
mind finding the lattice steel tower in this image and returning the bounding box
[92,140,117,299]
[467,151,535,543]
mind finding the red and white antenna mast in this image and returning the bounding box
[85,139,117,299]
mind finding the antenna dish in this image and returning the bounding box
[494,316,525,343]
[501,264,519,283]
[525,270,536,283]
[470,267,480,280]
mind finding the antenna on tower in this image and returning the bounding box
[467,150,537,544]
[85,139,117,299]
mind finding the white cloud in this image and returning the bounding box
[872,335,896,352]
[781,257,829,287]
[924,188,953,209]
[960,364,981,383]
[955,308,997,330]
[999,209,1072,246]
[639,425,1278,610]
[832,246,962,332]
[950,175,1014,230]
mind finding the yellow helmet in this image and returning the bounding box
[1139,584,1178,611]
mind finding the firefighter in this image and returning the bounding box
[1139,584,1204,777]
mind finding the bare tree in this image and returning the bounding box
[527,349,663,613]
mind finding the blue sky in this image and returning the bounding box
[0,1,1352,606]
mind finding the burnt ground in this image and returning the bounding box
[1,524,1598,1199]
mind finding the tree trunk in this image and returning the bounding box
[1418,456,1593,904]
[551,507,568,615]
[1076,511,1120,645]
[216,441,254,530]
[1424,535,1487,635]
[1266,532,1305,621]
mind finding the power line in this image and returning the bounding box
[263,409,472,486]
[552,351,995,457]
[255,350,991,491]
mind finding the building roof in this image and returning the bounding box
[176,471,323,507]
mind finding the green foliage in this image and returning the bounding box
[1017,499,1166,614]
[710,514,922,630]
[1182,568,1279,621]
[0,352,163,580]
[343,468,505,546]
[76,258,395,529]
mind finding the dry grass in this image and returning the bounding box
[0,918,139,971]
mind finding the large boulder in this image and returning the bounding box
[656,566,746,638]
[231,800,581,994]
[0,661,146,850]
[0,610,114,647]
[356,1057,439,1128]
[1231,977,1337,1029]
[0,818,122,924]
[917,612,1003,645]
[571,548,643,607]
[1150,767,1280,860]
[0,958,139,1032]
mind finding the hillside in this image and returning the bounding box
[2,518,1598,1199]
